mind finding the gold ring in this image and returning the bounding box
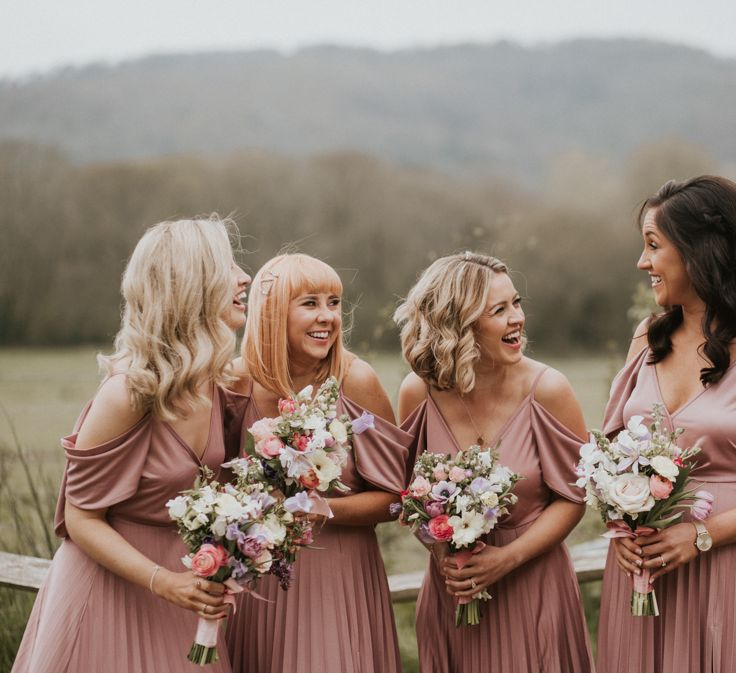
[196,579,202,590]
[660,555,667,568]
[202,603,209,614]
[470,578,477,590]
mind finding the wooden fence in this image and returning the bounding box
[0,539,609,600]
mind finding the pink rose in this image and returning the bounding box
[257,435,284,458]
[191,543,229,577]
[410,475,432,498]
[278,398,298,415]
[649,474,673,500]
[432,464,448,481]
[292,433,310,451]
[448,466,466,483]
[425,500,445,518]
[692,490,714,521]
[250,417,278,442]
[427,514,454,541]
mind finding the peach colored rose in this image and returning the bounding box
[278,398,297,414]
[257,435,284,458]
[250,417,278,442]
[410,475,432,498]
[191,543,229,577]
[449,466,466,483]
[428,514,454,541]
[432,464,448,481]
[649,474,673,500]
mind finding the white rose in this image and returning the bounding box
[480,491,499,507]
[650,455,679,482]
[607,473,654,514]
[328,419,348,444]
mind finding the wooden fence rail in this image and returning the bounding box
[0,539,609,601]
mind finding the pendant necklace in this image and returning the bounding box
[457,393,493,447]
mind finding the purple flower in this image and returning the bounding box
[417,523,435,545]
[424,500,445,518]
[389,502,403,518]
[225,523,245,545]
[483,507,499,524]
[430,480,457,502]
[469,477,491,495]
[351,412,375,435]
[271,560,295,591]
[284,491,312,513]
[229,558,249,581]
[692,490,714,521]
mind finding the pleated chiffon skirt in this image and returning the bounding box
[12,517,233,673]
[416,524,594,673]
[226,523,401,673]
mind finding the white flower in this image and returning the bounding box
[453,494,471,513]
[448,510,486,547]
[311,448,341,487]
[480,491,499,508]
[263,514,287,545]
[215,493,248,521]
[296,385,314,401]
[579,440,602,464]
[607,473,654,514]
[166,495,189,519]
[626,415,650,439]
[211,516,228,537]
[307,427,332,450]
[328,419,348,443]
[650,455,679,482]
[302,414,323,431]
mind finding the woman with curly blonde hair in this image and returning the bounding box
[12,216,251,673]
[395,251,593,673]
[225,253,413,673]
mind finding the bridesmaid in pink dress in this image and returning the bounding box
[12,217,251,673]
[598,176,736,673]
[225,253,412,673]
[395,252,594,673]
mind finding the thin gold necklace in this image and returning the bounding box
[457,393,493,447]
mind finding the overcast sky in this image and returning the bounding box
[2,0,735,79]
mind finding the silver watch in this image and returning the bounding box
[693,521,713,552]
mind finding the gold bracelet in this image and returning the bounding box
[149,564,162,594]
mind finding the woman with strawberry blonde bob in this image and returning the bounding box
[395,251,593,673]
[225,253,412,673]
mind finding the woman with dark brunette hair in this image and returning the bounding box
[598,175,736,673]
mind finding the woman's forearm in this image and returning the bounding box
[502,499,584,570]
[325,491,399,526]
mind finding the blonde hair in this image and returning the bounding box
[394,252,508,393]
[243,253,348,398]
[99,215,238,420]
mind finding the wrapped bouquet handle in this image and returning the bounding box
[604,521,659,616]
[452,541,488,626]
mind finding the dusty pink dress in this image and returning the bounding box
[597,347,736,673]
[225,385,413,673]
[403,369,594,673]
[12,385,247,673]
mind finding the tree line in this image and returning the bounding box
[0,138,723,353]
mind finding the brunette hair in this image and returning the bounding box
[394,252,510,393]
[243,253,348,397]
[641,175,736,385]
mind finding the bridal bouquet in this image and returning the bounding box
[167,468,312,665]
[574,405,713,616]
[244,377,374,511]
[398,445,522,626]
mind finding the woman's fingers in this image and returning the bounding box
[613,539,642,575]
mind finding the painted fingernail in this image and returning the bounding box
[635,569,641,575]
[636,559,642,567]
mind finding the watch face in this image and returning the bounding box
[697,534,713,552]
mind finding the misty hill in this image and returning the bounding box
[1,39,735,183]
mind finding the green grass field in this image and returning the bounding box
[0,347,621,672]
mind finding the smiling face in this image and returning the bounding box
[637,208,699,308]
[224,262,251,330]
[473,272,525,367]
[286,291,342,366]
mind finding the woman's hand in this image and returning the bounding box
[612,536,644,577]
[153,569,229,620]
[637,522,698,582]
[441,545,516,598]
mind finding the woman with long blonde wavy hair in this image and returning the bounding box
[395,252,593,673]
[12,216,251,673]
[225,252,412,673]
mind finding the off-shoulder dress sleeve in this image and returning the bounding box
[53,401,152,537]
[530,400,585,504]
[340,395,415,494]
[602,347,649,437]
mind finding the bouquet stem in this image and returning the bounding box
[630,568,659,617]
[455,598,482,627]
[187,616,221,665]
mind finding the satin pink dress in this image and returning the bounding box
[225,384,413,673]
[403,369,594,673]
[597,347,736,673]
[12,385,247,673]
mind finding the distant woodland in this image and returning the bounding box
[0,137,723,352]
[2,39,734,351]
